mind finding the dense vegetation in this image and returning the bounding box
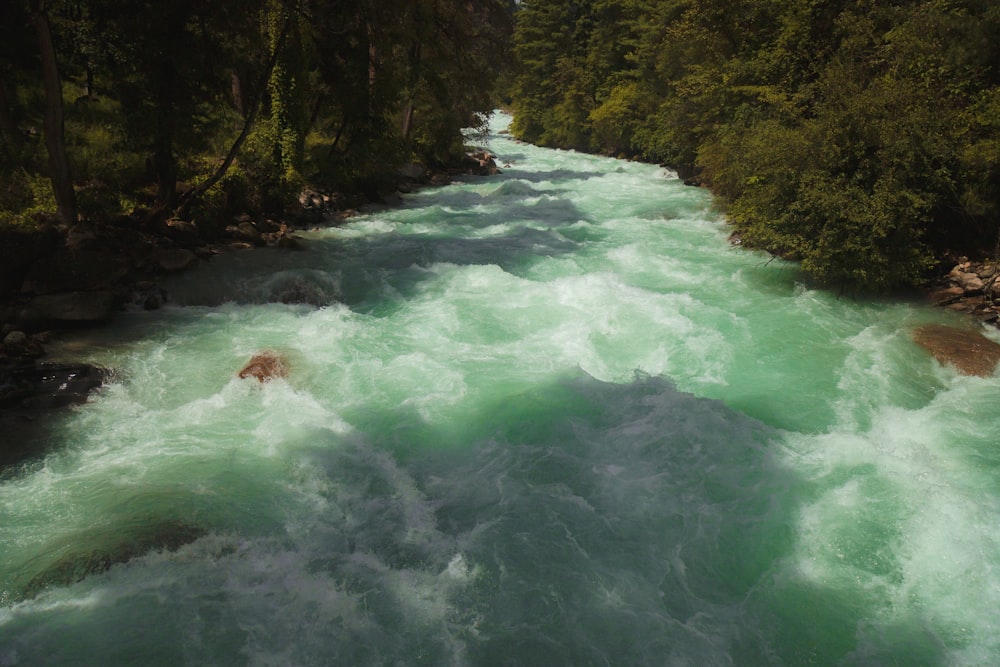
[508,0,1000,290]
[0,0,513,233]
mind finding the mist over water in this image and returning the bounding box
[3,113,1000,666]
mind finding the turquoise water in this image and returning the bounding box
[3,114,1000,666]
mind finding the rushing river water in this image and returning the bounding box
[3,113,1000,666]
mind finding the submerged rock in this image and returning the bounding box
[15,519,206,602]
[238,350,288,383]
[912,324,1000,377]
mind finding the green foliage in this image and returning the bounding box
[508,0,1000,290]
[0,0,514,230]
[0,169,57,230]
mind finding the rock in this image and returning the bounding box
[276,234,305,251]
[928,286,965,306]
[0,227,59,294]
[21,249,129,295]
[17,519,205,601]
[912,324,1000,377]
[0,361,107,408]
[143,293,162,310]
[238,350,288,383]
[228,221,263,246]
[238,222,263,245]
[153,248,198,273]
[956,272,985,294]
[398,163,427,180]
[20,291,116,326]
[3,331,27,347]
[163,218,202,247]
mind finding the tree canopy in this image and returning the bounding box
[0,0,513,232]
[508,0,1000,290]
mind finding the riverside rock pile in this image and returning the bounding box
[928,258,1000,326]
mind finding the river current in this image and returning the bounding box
[3,113,1000,666]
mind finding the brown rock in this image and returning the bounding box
[958,272,985,294]
[912,324,1000,377]
[238,350,288,383]
[928,286,965,306]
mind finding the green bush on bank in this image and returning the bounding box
[508,0,1000,291]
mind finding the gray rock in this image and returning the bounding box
[154,248,199,273]
[21,291,115,324]
[398,163,427,180]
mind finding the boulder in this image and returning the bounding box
[153,248,199,273]
[3,330,27,347]
[397,163,427,181]
[21,248,129,295]
[912,324,1000,377]
[0,361,107,408]
[235,221,264,245]
[19,290,116,326]
[957,272,985,294]
[163,218,202,247]
[927,286,964,306]
[238,350,288,383]
[17,519,205,601]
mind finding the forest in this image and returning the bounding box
[4,1,999,293]
[508,0,1000,290]
[0,0,513,235]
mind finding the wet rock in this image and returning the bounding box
[238,350,288,383]
[927,286,965,306]
[19,290,116,326]
[18,519,206,601]
[912,324,1000,377]
[0,361,107,408]
[276,235,305,251]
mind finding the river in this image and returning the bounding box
[3,113,1000,666]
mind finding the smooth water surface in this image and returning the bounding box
[3,114,1000,666]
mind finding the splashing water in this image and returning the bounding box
[2,113,1000,666]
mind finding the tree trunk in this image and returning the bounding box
[174,18,291,218]
[31,0,76,226]
[0,74,21,158]
[367,22,377,118]
[231,70,245,117]
[400,42,422,141]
